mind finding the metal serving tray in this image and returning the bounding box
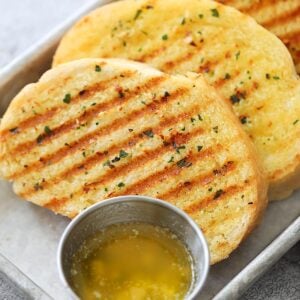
[0,0,299,298]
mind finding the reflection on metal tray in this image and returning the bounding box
[0,0,299,299]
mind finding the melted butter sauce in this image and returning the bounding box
[70,222,193,300]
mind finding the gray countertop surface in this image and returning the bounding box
[0,0,299,299]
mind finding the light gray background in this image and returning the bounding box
[0,0,299,299]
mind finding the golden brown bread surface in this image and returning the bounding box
[53,0,300,201]
[0,58,268,264]
[218,0,300,74]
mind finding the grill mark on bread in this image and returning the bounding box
[261,5,300,28]
[113,146,217,197]
[160,161,236,200]
[0,71,133,141]
[185,184,246,214]
[42,126,205,209]
[279,29,300,43]
[137,23,198,63]
[22,103,204,195]
[240,0,276,14]
[11,87,189,179]
[213,70,241,88]
[159,31,228,72]
[160,51,199,72]
[138,47,167,62]
[8,75,164,156]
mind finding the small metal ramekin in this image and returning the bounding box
[57,195,210,299]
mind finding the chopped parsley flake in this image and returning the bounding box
[199,14,204,19]
[273,76,280,80]
[119,149,128,158]
[240,116,248,124]
[191,117,196,123]
[117,182,125,188]
[211,8,219,17]
[177,158,192,168]
[235,51,240,60]
[224,73,231,80]
[104,187,108,192]
[95,65,101,72]
[213,126,219,133]
[181,18,186,25]
[197,145,203,152]
[293,119,299,125]
[63,93,71,104]
[230,94,241,104]
[162,34,168,40]
[143,130,154,138]
[175,145,186,154]
[214,189,224,199]
[198,114,203,121]
[168,156,174,163]
[265,73,271,79]
[44,126,52,135]
[134,9,142,20]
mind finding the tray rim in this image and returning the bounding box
[0,0,299,299]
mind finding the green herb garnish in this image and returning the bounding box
[168,156,174,163]
[230,94,241,104]
[95,65,101,72]
[119,150,128,158]
[63,93,71,104]
[162,34,168,40]
[44,126,52,135]
[134,9,142,20]
[211,8,219,17]
[214,189,224,199]
[240,116,248,124]
[177,158,192,168]
[224,73,231,80]
[143,130,154,138]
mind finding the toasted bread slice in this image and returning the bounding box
[218,0,300,74]
[0,58,267,264]
[53,0,300,200]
